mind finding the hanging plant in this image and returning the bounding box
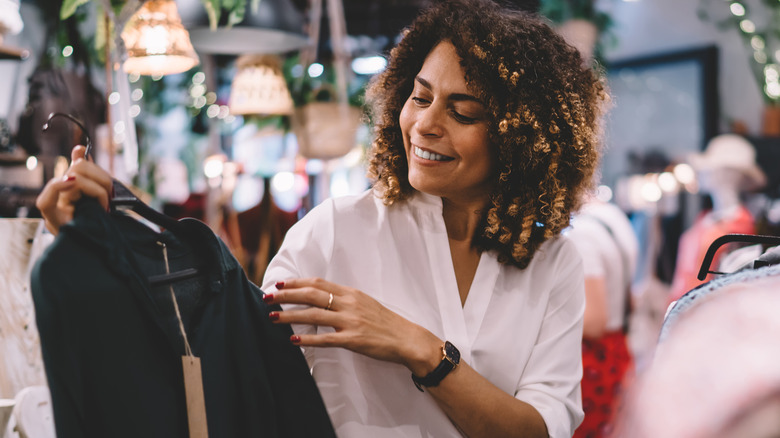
[60,0,258,29]
[59,0,260,63]
[698,0,780,106]
[540,0,613,32]
[539,0,616,65]
[279,54,367,160]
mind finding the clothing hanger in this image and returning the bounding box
[42,112,200,286]
[697,233,780,280]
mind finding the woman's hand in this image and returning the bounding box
[35,146,114,235]
[264,277,444,376]
[266,277,549,437]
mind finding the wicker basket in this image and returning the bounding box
[292,102,362,160]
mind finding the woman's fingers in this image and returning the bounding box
[36,176,76,214]
[67,155,114,196]
[36,176,77,234]
[271,306,342,327]
[268,278,345,310]
[278,277,342,294]
[36,145,114,235]
[60,147,113,212]
[289,332,346,348]
[69,174,112,212]
[71,145,87,162]
[266,278,422,364]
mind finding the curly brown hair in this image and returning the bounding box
[365,0,608,269]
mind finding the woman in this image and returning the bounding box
[261,2,606,437]
[37,1,606,436]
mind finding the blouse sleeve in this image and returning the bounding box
[262,198,336,343]
[514,237,586,438]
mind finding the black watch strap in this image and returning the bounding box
[411,341,461,392]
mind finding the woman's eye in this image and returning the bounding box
[452,111,477,124]
[411,96,430,105]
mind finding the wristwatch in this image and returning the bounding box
[411,341,460,392]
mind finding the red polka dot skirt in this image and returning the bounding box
[574,330,633,438]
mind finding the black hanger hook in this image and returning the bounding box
[697,233,780,280]
[41,112,93,160]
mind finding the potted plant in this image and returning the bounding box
[540,0,614,64]
[287,56,366,160]
[60,0,253,29]
[698,0,780,136]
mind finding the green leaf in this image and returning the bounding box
[60,0,90,20]
[202,0,221,30]
[226,0,246,27]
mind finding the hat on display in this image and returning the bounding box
[689,134,767,191]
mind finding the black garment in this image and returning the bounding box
[31,199,335,438]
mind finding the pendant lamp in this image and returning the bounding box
[229,55,294,116]
[122,0,200,76]
[177,0,307,55]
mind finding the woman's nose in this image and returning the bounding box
[415,104,444,137]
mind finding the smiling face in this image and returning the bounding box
[399,40,496,207]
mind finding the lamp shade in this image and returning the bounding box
[122,0,200,76]
[229,55,294,116]
[178,0,307,55]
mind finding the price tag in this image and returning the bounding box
[182,356,208,438]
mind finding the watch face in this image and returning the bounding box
[444,341,460,364]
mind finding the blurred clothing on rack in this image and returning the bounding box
[668,205,755,302]
[617,263,780,438]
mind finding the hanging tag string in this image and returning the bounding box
[156,243,208,438]
[157,241,194,358]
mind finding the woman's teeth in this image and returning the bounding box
[414,146,450,161]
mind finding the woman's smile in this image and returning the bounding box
[412,146,455,162]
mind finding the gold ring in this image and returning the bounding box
[325,293,334,311]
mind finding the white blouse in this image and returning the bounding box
[263,190,585,438]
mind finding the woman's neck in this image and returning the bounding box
[441,197,486,242]
[440,196,486,306]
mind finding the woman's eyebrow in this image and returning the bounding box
[415,76,482,104]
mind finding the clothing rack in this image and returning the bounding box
[696,233,780,280]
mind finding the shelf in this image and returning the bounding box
[0,148,29,166]
[0,44,30,61]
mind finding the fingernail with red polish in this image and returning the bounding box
[275,281,285,289]
[262,293,274,303]
[63,175,76,182]
[269,312,280,321]
[290,335,301,344]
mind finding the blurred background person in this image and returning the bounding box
[567,195,639,438]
